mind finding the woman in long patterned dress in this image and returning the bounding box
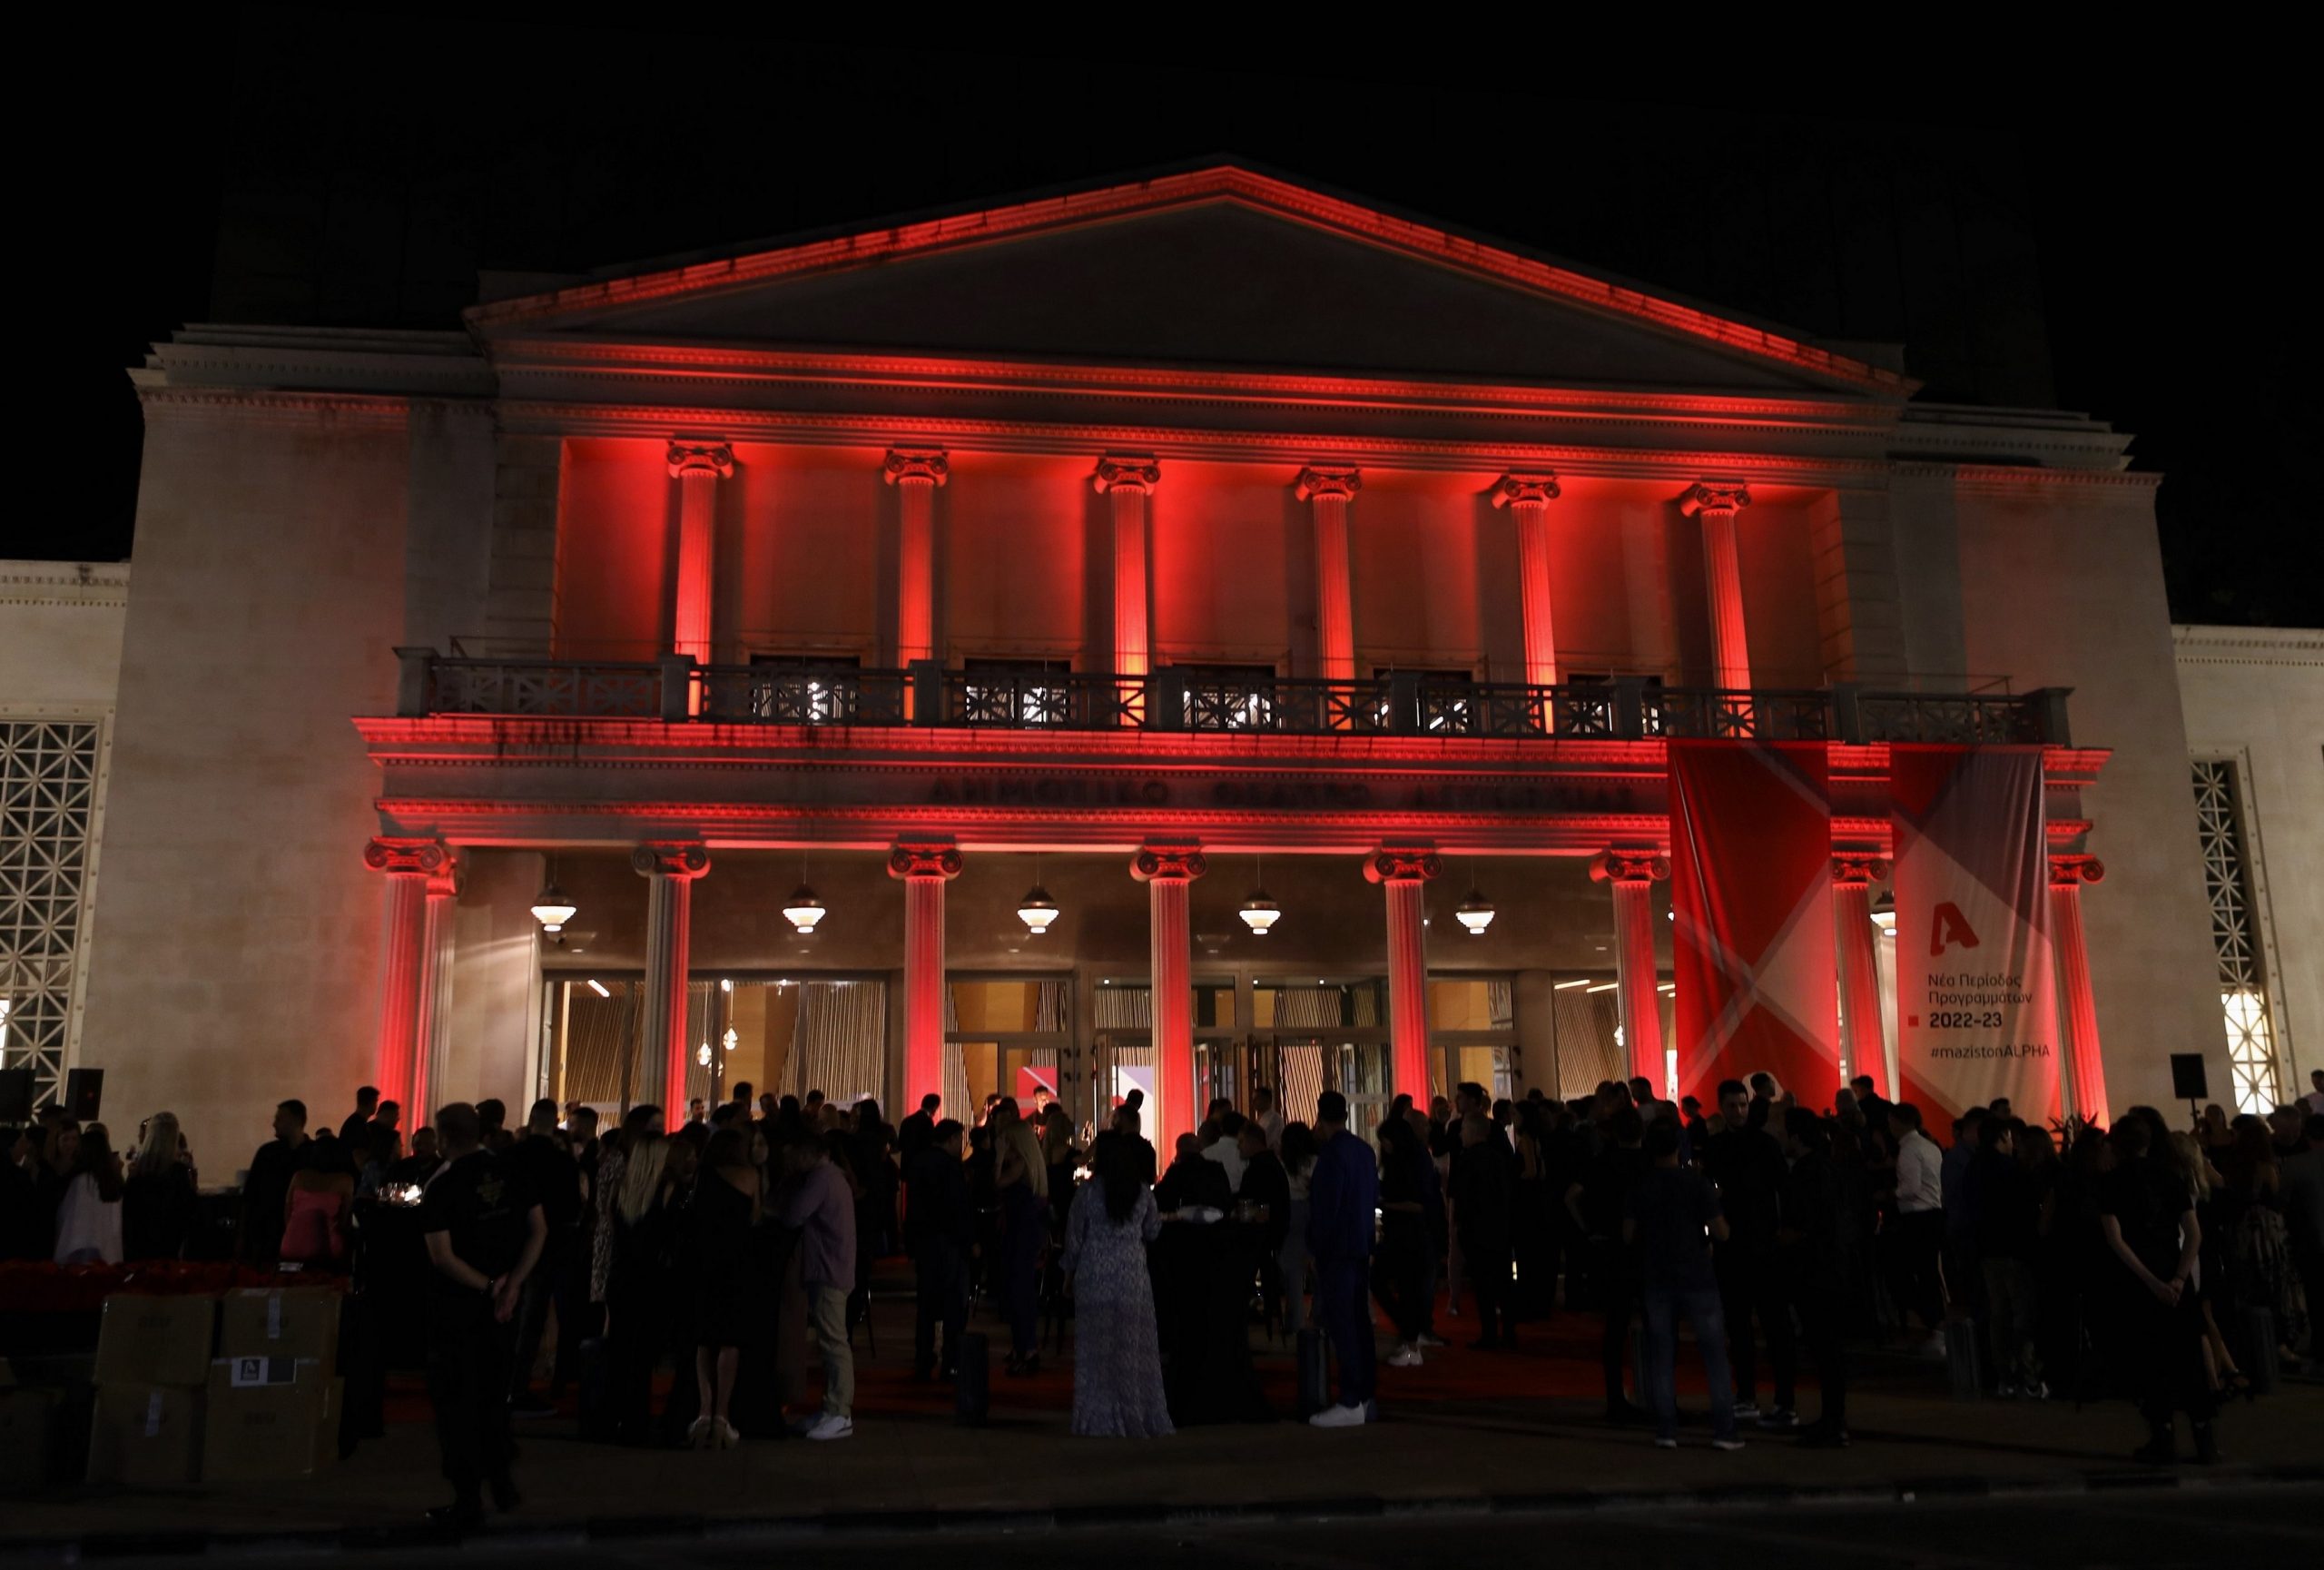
[1061,1131,1173,1438]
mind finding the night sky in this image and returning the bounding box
[36,15,2314,628]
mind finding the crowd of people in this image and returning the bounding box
[5,1062,2322,1524]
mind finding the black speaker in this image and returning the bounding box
[0,1068,32,1124]
[64,1067,103,1121]
[2169,1053,2209,1103]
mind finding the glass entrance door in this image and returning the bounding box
[1267,1033,1392,1136]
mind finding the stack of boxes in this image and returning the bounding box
[86,1294,216,1486]
[204,1288,342,1483]
[82,1287,343,1486]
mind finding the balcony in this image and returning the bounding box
[393,650,2072,747]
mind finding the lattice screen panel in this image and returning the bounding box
[0,720,103,1108]
[2192,758,2281,1113]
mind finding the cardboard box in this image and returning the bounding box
[201,1358,338,1483]
[93,1295,219,1387]
[86,1384,202,1486]
[217,1288,340,1368]
[0,1387,57,1494]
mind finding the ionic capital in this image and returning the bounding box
[888,840,964,881]
[364,837,452,878]
[1489,471,1562,510]
[1678,480,1752,517]
[2048,854,2105,889]
[1364,845,1443,884]
[1130,842,1207,883]
[632,841,712,880]
[1831,853,1892,887]
[1092,455,1161,495]
[882,448,950,487]
[666,441,734,479]
[1294,466,1363,503]
[1589,847,1670,885]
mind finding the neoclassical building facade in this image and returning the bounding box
[16,164,2290,1151]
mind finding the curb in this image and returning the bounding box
[11,1464,2320,1561]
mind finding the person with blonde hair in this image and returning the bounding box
[606,1119,679,1445]
[123,1112,199,1260]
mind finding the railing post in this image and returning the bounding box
[1147,667,1185,731]
[1389,671,1422,734]
[1610,676,1647,740]
[657,654,695,723]
[1830,682,1866,745]
[2026,686,2073,746]
[393,647,437,717]
[909,659,944,726]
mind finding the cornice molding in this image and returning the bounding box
[131,387,424,430]
[488,399,1901,487]
[2171,625,2324,666]
[0,562,130,607]
[1891,461,2162,494]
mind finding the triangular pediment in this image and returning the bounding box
[472,167,1911,398]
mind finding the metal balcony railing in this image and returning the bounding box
[394,649,2073,746]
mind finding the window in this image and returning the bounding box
[747,654,864,723]
[960,658,1073,726]
[1375,667,1477,734]
[1562,671,1667,736]
[1179,663,1282,731]
[2192,758,2284,1113]
[0,720,103,1109]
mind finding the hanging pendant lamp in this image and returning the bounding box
[1018,853,1061,935]
[1239,854,1281,935]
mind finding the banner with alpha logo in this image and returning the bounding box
[1669,740,1840,1111]
[1891,746,2058,1126]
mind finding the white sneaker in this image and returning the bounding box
[1308,1402,1370,1428]
[803,1413,853,1442]
[1416,1332,1448,1348]
[1731,1399,1758,1419]
[1996,1381,2019,1399]
[1387,1343,1424,1368]
[2023,1380,2050,1401]
[1710,1437,1746,1452]
[1654,1437,1679,1449]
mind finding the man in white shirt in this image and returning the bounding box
[2303,1068,2324,1117]
[1251,1086,1286,1149]
[1203,1111,1250,1192]
[1890,1103,1946,1344]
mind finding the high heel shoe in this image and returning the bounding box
[2220,1369,2256,1402]
[714,1418,741,1449]
[685,1416,714,1449]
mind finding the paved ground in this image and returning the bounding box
[5,1285,2319,1563]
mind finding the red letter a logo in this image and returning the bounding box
[1930,902,1981,956]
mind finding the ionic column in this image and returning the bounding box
[884,449,950,667]
[1366,845,1442,1107]
[414,859,462,1121]
[1095,457,1161,681]
[1590,848,1671,1086]
[2050,854,2109,1127]
[1831,854,1892,1091]
[1296,467,1362,683]
[1131,842,1206,1152]
[666,442,734,666]
[634,842,711,1130]
[363,838,453,1114]
[1679,481,1754,690]
[889,840,963,1114]
[1492,472,1564,687]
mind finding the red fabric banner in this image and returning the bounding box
[1891,746,2059,1127]
[1668,740,1839,1111]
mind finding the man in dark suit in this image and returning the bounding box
[903,1120,973,1379]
